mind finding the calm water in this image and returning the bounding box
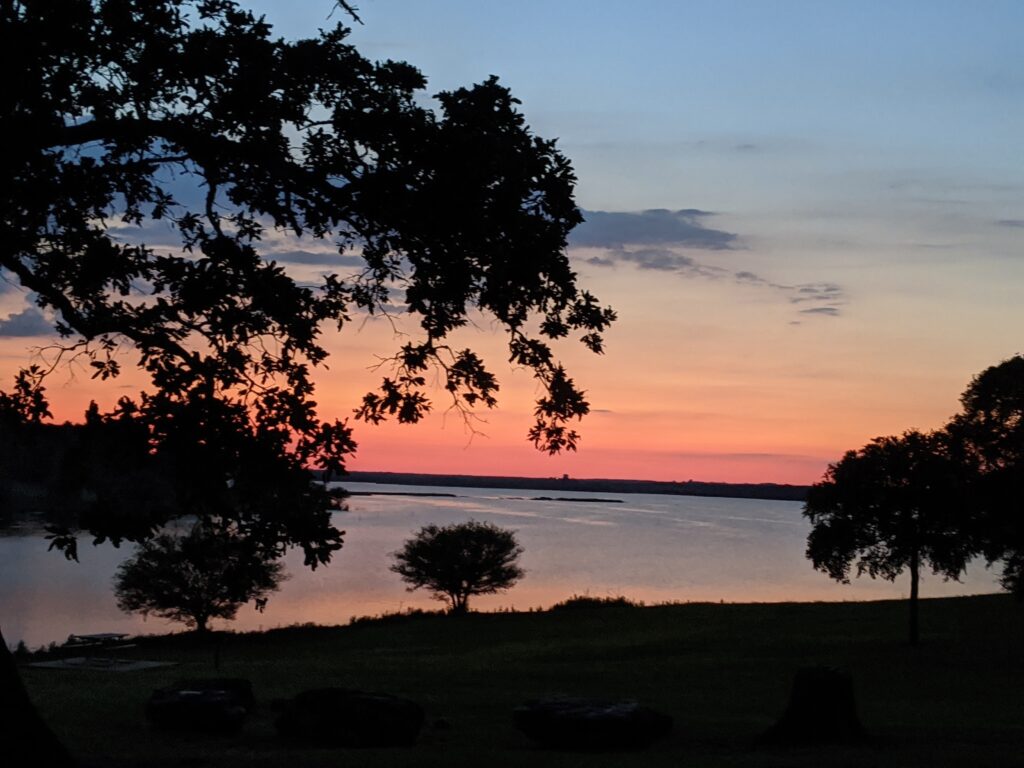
[0,483,1001,648]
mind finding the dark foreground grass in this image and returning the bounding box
[21,594,1024,768]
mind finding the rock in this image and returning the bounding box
[274,687,424,747]
[513,696,672,751]
[145,678,253,733]
[760,666,868,745]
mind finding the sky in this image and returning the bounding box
[1,1,1021,484]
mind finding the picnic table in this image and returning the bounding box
[63,633,135,651]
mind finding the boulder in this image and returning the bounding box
[513,696,672,751]
[146,678,253,733]
[760,666,868,745]
[274,687,424,747]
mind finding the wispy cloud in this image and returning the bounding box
[586,247,728,278]
[582,247,846,319]
[995,219,1024,228]
[734,272,845,316]
[571,209,738,250]
[789,283,844,305]
[574,209,845,320]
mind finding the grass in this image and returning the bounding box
[20,594,1024,767]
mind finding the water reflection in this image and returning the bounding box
[0,483,1002,648]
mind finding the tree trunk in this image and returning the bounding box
[0,627,76,767]
[909,554,920,647]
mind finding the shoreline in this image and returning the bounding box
[335,471,810,502]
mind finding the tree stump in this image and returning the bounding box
[760,666,868,745]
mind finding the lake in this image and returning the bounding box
[0,482,1002,648]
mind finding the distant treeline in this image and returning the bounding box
[0,419,175,533]
[335,471,810,502]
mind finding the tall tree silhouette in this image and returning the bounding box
[804,430,973,646]
[0,1,614,762]
[949,355,1024,597]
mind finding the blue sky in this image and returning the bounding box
[252,2,1023,205]
[242,2,1021,264]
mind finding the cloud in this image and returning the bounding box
[570,209,738,250]
[271,250,365,267]
[584,246,729,278]
[732,273,845,315]
[995,219,1024,228]
[789,283,844,304]
[0,271,18,295]
[734,270,768,285]
[0,307,53,337]
[593,246,729,276]
[581,244,845,319]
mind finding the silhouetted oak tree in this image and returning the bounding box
[114,522,287,633]
[804,430,973,645]
[1,0,613,559]
[0,1,612,761]
[391,521,524,613]
[949,355,1024,598]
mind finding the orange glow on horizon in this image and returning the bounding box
[1,252,1008,489]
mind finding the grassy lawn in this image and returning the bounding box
[20,594,1024,767]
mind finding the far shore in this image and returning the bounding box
[335,471,810,502]
[345,490,624,503]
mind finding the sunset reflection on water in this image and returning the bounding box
[0,483,1002,648]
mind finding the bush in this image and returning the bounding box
[549,595,643,611]
[390,520,524,614]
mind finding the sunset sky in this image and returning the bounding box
[1,1,1021,484]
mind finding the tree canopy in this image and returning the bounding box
[948,354,1024,597]
[0,0,614,564]
[390,520,524,613]
[804,430,973,645]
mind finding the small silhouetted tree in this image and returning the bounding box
[114,523,287,633]
[949,354,1024,598]
[804,430,973,645]
[390,521,524,614]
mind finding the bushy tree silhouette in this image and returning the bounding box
[114,522,287,633]
[949,354,1024,598]
[804,430,973,645]
[391,521,524,613]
